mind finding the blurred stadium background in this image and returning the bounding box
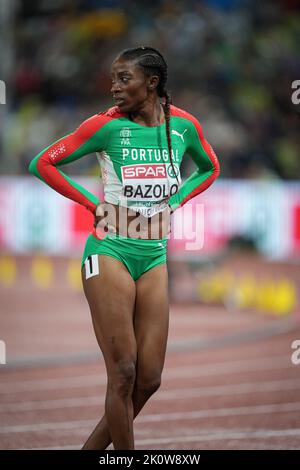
[0,0,300,450]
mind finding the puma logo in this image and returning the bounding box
[171,129,187,143]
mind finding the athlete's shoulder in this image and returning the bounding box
[98,106,127,119]
[170,104,200,126]
[170,104,208,147]
[76,106,126,137]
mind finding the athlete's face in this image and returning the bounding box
[110,57,159,113]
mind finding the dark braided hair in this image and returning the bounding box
[118,46,180,188]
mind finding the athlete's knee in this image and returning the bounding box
[109,359,136,398]
[136,369,162,398]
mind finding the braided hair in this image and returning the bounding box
[118,46,179,188]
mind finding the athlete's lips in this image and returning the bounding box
[113,96,125,105]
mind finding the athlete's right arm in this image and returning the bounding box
[28,114,109,214]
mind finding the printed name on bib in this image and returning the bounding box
[121,163,179,202]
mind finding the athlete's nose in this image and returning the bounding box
[111,81,121,94]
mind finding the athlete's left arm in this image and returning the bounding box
[168,116,220,212]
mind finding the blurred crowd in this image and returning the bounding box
[1,0,299,179]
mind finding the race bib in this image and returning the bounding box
[120,163,180,209]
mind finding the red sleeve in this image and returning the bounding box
[29,114,112,213]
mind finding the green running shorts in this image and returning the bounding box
[82,232,167,281]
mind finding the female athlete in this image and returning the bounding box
[29,46,220,450]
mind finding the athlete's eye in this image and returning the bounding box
[111,75,130,86]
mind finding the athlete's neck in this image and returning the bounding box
[129,99,165,127]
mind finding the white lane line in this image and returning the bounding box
[1,401,300,434]
[0,396,101,412]
[140,402,300,423]
[0,419,95,433]
[1,378,300,413]
[0,355,292,394]
[135,428,300,446]
[5,426,300,447]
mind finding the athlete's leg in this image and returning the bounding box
[81,254,137,450]
[132,262,169,412]
[82,262,169,450]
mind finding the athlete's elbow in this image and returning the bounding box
[213,159,220,179]
[206,162,220,182]
[28,156,41,177]
[28,159,36,175]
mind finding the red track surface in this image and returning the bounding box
[1,257,300,450]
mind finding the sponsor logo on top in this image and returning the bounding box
[171,129,187,143]
[122,164,166,179]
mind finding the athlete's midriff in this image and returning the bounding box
[93,202,171,240]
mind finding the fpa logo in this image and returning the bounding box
[0,340,6,365]
[0,80,6,104]
[120,127,131,146]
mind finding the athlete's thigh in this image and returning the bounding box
[82,254,137,367]
[134,263,169,375]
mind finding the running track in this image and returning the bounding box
[1,257,300,450]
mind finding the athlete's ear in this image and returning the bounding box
[148,75,159,91]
